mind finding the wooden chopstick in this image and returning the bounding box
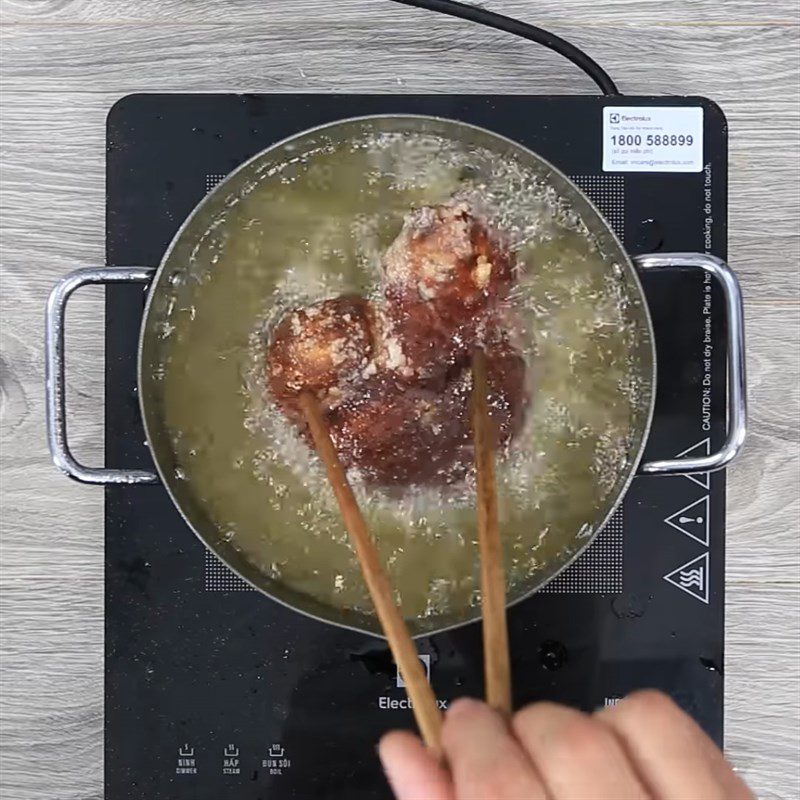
[299,391,443,755]
[471,348,512,716]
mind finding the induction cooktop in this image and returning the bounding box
[104,93,728,799]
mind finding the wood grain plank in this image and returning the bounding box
[726,304,800,587]
[726,584,800,800]
[2,22,799,97]
[1,0,799,25]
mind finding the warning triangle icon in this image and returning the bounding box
[664,495,709,546]
[663,552,709,604]
[673,439,710,489]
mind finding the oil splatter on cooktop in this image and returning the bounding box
[105,94,728,800]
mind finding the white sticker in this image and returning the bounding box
[603,106,703,172]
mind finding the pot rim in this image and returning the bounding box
[137,113,658,639]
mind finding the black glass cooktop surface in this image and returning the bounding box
[105,94,728,800]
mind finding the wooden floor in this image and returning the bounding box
[1,1,799,798]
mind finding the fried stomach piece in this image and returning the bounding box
[328,332,529,488]
[328,374,471,487]
[265,295,374,420]
[381,200,516,380]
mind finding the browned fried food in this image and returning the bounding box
[328,375,470,486]
[266,295,374,420]
[328,329,528,487]
[381,201,515,380]
[264,202,527,488]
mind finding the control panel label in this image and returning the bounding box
[176,744,197,776]
[222,744,240,776]
[262,744,292,776]
[602,106,703,172]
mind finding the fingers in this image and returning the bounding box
[598,690,755,800]
[379,730,454,800]
[442,697,548,800]
[380,692,753,800]
[512,702,649,799]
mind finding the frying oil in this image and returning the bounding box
[159,126,650,628]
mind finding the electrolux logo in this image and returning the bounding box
[607,112,653,123]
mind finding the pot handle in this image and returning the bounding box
[45,266,159,484]
[633,252,747,475]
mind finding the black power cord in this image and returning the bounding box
[387,0,621,96]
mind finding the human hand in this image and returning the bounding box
[379,691,753,800]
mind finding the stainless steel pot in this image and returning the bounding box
[45,115,747,636]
